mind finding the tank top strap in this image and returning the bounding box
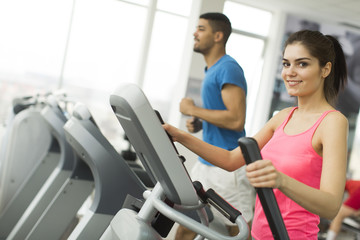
[309,109,338,133]
[277,107,298,131]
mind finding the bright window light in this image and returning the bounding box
[62,0,147,92]
[227,34,264,83]
[157,0,192,16]
[224,1,272,136]
[0,0,72,85]
[122,0,150,6]
[142,11,188,119]
[224,1,272,36]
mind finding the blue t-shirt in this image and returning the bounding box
[199,54,247,165]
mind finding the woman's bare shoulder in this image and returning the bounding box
[322,110,348,129]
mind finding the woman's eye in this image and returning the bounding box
[282,62,290,67]
[299,62,308,67]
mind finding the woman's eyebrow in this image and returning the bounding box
[282,57,311,61]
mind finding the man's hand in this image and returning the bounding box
[186,117,202,133]
[180,97,196,116]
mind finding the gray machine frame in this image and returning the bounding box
[0,100,53,212]
[5,96,93,240]
[0,96,61,238]
[64,103,147,240]
[109,84,198,206]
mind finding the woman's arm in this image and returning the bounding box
[313,112,348,218]
[163,108,287,171]
[163,109,286,172]
[163,123,244,171]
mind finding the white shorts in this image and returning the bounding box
[190,161,255,225]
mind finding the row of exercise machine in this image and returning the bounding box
[0,83,289,240]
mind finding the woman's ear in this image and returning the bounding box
[322,62,332,78]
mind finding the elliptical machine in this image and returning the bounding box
[0,94,64,238]
[0,94,55,213]
[63,102,148,240]
[100,83,290,240]
[100,84,249,240]
[4,94,92,240]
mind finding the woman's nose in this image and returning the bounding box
[284,65,296,76]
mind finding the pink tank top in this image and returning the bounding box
[251,107,336,240]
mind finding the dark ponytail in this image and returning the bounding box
[325,35,347,98]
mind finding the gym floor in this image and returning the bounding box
[318,218,360,240]
[318,231,358,240]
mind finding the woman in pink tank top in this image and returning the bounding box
[164,30,349,239]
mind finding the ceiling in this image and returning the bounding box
[240,0,360,31]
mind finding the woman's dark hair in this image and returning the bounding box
[200,12,232,45]
[284,30,347,105]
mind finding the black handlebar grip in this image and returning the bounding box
[238,137,289,240]
[205,188,241,223]
[193,181,207,203]
[193,181,241,223]
[238,137,262,165]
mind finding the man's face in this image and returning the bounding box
[193,18,216,54]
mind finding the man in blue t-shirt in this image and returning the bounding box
[175,12,255,240]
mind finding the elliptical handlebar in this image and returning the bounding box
[193,181,242,223]
[150,182,249,240]
[238,137,289,240]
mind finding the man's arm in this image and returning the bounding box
[180,84,245,131]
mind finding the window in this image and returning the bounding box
[142,0,193,120]
[142,11,189,118]
[224,1,272,135]
[0,0,194,150]
[0,0,73,122]
[62,0,147,91]
[157,0,192,16]
[224,1,271,36]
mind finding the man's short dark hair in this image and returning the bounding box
[200,12,232,44]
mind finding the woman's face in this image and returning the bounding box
[281,43,326,98]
